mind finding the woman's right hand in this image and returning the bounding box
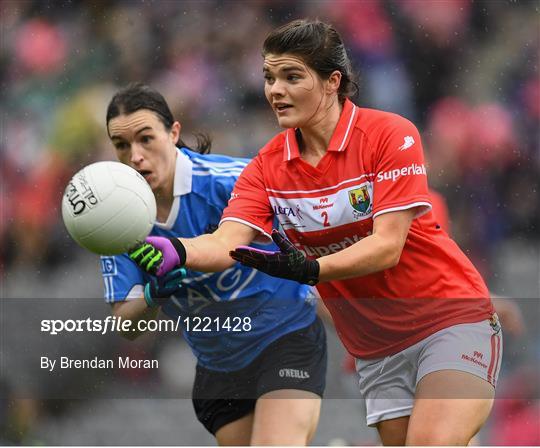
[129,236,186,275]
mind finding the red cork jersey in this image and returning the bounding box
[221,99,493,358]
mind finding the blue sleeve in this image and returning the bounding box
[100,254,146,303]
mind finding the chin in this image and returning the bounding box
[146,178,158,191]
[276,116,299,129]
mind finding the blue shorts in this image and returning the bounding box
[192,317,327,434]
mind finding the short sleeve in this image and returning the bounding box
[428,189,451,234]
[220,154,274,239]
[371,116,432,219]
[100,254,146,303]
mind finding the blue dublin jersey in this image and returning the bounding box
[101,147,316,371]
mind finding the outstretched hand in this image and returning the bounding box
[229,230,319,285]
[129,236,186,276]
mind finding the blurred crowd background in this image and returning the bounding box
[1,0,539,445]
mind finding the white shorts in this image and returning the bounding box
[355,316,503,426]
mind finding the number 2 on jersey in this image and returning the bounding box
[321,211,330,227]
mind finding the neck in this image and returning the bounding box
[154,152,176,222]
[155,187,174,223]
[299,98,343,161]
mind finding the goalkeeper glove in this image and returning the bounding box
[143,267,187,308]
[229,230,320,285]
[130,236,187,276]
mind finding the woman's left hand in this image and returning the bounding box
[230,230,320,285]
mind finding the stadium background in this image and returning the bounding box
[1,0,538,445]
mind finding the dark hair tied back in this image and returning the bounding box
[106,82,211,154]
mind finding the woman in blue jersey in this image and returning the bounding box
[103,83,327,445]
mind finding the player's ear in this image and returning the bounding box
[326,70,341,95]
[171,121,181,144]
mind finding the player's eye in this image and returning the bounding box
[264,74,275,84]
[114,142,129,150]
[287,74,301,81]
[140,135,153,144]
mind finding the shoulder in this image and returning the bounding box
[258,132,286,157]
[181,147,250,171]
[182,148,249,188]
[355,108,418,135]
[179,149,247,202]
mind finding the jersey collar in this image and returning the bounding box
[283,98,358,161]
[155,148,192,229]
[173,148,193,196]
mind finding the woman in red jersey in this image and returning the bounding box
[132,20,502,445]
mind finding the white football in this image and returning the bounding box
[61,161,156,255]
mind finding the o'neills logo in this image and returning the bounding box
[65,173,98,215]
[376,163,426,183]
[279,368,310,379]
[296,234,364,257]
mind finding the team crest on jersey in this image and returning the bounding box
[348,185,372,218]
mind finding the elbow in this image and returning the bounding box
[386,254,400,270]
[382,245,403,270]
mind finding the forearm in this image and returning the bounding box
[135,222,258,275]
[178,234,235,272]
[180,222,259,272]
[318,233,400,282]
[317,209,414,283]
[228,211,413,286]
[111,297,159,340]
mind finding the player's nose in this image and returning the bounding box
[130,143,145,164]
[270,79,286,97]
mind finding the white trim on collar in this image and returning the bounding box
[155,148,192,230]
[337,106,357,152]
[174,148,193,196]
[286,131,292,161]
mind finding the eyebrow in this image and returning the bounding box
[134,126,153,136]
[110,126,153,140]
[263,65,305,73]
